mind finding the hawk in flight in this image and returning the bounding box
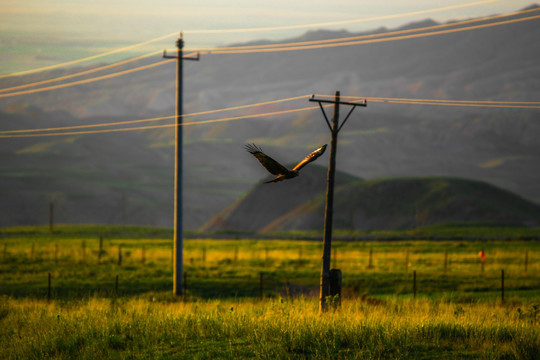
[245,143,327,183]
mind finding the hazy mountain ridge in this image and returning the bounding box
[2,5,539,115]
[1,5,540,228]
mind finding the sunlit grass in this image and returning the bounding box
[1,235,538,300]
[1,227,539,358]
[1,296,538,359]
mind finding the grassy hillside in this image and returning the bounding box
[201,165,359,232]
[207,176,540,232]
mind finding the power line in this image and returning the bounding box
[0,60,174,98]
[6,93,536,136]
[183,7,540,53]
[0,95,309,134]
[0,50,162,93]
[2,92,539,139]
[0,0,500,79]
[2,11,537,98]
[204,14,540,54]
[317,94,540,105]
[369,99,540,109]
[0,32,178,79]
[183,0,499,34]
[0,105,323,139]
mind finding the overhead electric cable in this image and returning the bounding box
[368,99,540,109]
[205,14,540,54]
[0,105,325,139]
[0,94,309,134]
[183,7,540,53]
[0,32,178,79]
[0,50,163,93]
[0,0,498,79]
[317,94,540,105]
[2,92,539,139]
[0,60,174,98]
[6,4,521,95]
[183,0,499,34]
[315,94,540,108]
[2,10,537,97]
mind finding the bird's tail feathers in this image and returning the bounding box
[265,176,284,184]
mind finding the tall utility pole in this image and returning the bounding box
[163,33,199,297]
[309,91,366,312]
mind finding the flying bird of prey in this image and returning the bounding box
[245,143,327,183]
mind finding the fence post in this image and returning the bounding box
[259,272,264,300]
[98,236,103,263]
[413,270,417,300]
[82,240,86,264]
[329,269,342,307]
[367,248,374,269]
[501,269,505,304]
[285,280,291,301]
[444,249,448,273]
[183,272,187,302]
[480,249,485,273]
[524,251,528,273]
[118,246,122,266]
[49,202,54,232]
[405,248,410,273]
[141,246,145,265]
[47,272,51,302]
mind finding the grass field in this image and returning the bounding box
[1,225,539,358]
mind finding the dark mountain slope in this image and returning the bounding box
[207,177,540,232]
[201,165,359,232]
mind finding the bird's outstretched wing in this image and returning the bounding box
[245,144,289,175]
[292,144,327,172]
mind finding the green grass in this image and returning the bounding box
[1,226,539,300]
[1,297,538,359]
[1,225,539,358]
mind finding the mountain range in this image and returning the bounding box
[0,5,539,229]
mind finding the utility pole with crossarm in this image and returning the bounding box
[309,91,366,312]
[163,33,199,297]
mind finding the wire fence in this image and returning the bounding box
[1,238,537,302]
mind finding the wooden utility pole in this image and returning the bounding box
[310,92,366,312]
[163,34,199,297]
